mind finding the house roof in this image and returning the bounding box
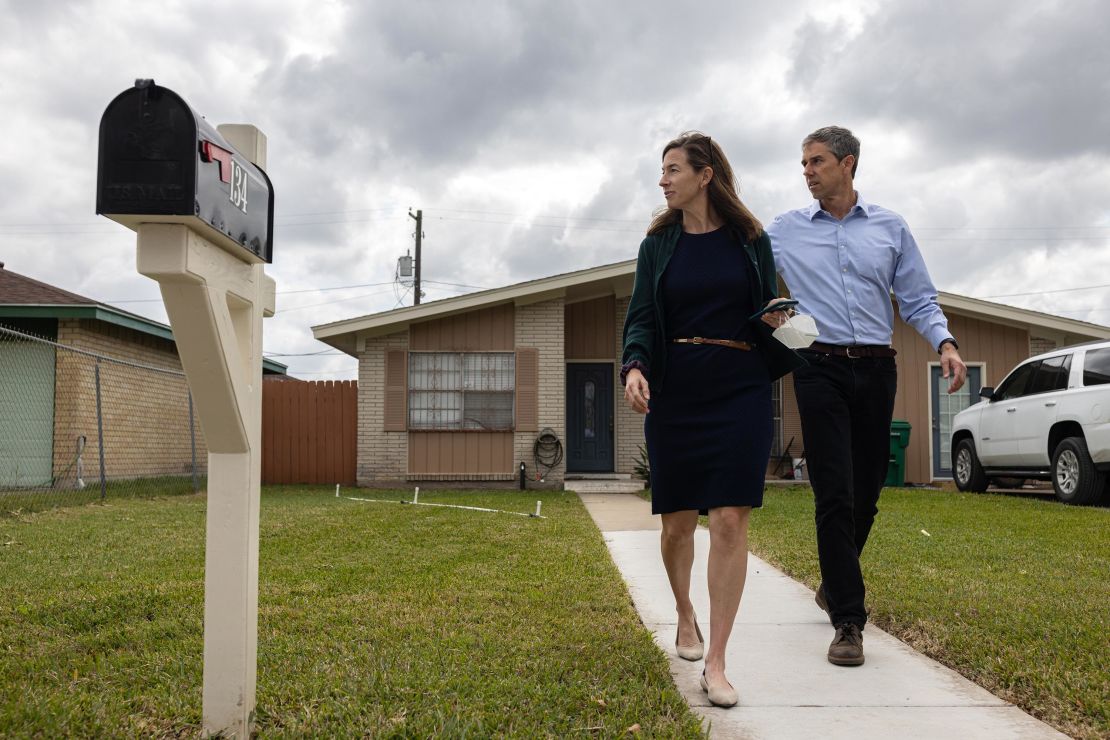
[311,259,1110,357]
[0,264,99,306]
[312,260,637,355]
[934,292,1110,344]
[0,263,288,375]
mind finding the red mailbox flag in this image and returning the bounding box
[200,140,233,184]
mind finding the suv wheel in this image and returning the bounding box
[953,439,988,492]
[1051,437,1106,505]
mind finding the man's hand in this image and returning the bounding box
[759,298,795,328]
[624,368,650,414]
[941,343,967,393]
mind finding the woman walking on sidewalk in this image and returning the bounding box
[621,132,804,708]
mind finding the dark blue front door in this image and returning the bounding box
[566,363,613,472]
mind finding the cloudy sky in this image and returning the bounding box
[2,0,1108,379]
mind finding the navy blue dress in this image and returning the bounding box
[645,228,772,514]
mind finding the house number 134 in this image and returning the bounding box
[229,160,248,213]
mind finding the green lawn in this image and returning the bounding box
[0,487,704,738]
[1,475,203,517]
[748,485,1110,740]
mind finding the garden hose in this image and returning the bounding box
[532,428,563,480]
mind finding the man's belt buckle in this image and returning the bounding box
[845,346,860,359]
[691,336,705,344]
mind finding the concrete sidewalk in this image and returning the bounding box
[578,492,1067,740]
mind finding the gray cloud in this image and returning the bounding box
[1,0,1108,379]
[788,1,1110,160]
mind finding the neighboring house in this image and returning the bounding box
[0,263,286,487]
[311,260,1110,488]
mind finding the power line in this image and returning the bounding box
[422,278,488,290]
[263,349,344,357]
[274,288,398,314]
[0,207,405,229]
[428,215,645,233]
[276,207,401,218]
[428,207,647,224]
[276,217,408,228]
[6,207,1110,239]
[11,223,1108,240]
[109,280,416,304]
[278,280,397,295]
[288,370,357,377]
[4,200,1110,231]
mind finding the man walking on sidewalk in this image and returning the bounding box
[764,126,966,666]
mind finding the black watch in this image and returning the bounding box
[938,338,958,353]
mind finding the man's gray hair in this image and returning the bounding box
[803,126,860,177]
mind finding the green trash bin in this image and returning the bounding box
[885,420,912,487]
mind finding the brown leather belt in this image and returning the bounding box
[805,342,897,358]
[672,337,753,351]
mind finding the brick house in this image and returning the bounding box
[313,260,1110,489]
[0,263,285,487]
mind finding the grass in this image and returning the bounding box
[747,485,1110,740]
[0,475,203,517]
[0,486,704,738]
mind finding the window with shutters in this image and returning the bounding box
[408,352,515,430]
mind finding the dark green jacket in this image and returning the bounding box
[621,223,806,388]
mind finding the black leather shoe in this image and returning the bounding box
[828,623,864,666]
[814,583,829,615]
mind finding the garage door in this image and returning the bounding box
[0,338,56,487]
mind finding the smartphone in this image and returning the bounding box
[749,299,799,320]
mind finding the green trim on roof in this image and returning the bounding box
[0,304,288,376]
[95,307,176,340]
[262,358,287,375]
[0,305,176,340]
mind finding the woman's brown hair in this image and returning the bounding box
[647,131,763,243]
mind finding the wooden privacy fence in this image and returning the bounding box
[262,379,357,485]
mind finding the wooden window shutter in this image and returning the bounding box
[515,347,539,432]
[384,349,408,431]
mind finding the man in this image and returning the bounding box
[765,126,966,666]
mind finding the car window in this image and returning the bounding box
[1083,347,1110,386]
[1027,354,1072,394]
[994,361,1038,401]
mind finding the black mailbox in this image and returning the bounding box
[97,80,273,263]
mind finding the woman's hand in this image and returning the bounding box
[759,298,795,328]
[624,368,651,414]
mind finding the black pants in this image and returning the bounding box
[793,352,898,628]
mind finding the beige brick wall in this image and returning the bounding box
[515,299,566,487]
[1030,336,1057,357]
[52,319,206,482]
[614,295,645,479]
[357,331,409,484]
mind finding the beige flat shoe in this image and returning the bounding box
[700,670,738,708]
[676,618,704,661]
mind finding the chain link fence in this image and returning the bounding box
[0,325,205,515]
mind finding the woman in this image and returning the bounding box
[621,132,804,708]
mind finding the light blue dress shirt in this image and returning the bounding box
[766,193,952,350]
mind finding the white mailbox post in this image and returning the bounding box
[97,82,275,738]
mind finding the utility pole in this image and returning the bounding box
[408,208,423,306]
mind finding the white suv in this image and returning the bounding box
[951,340,1110,504]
